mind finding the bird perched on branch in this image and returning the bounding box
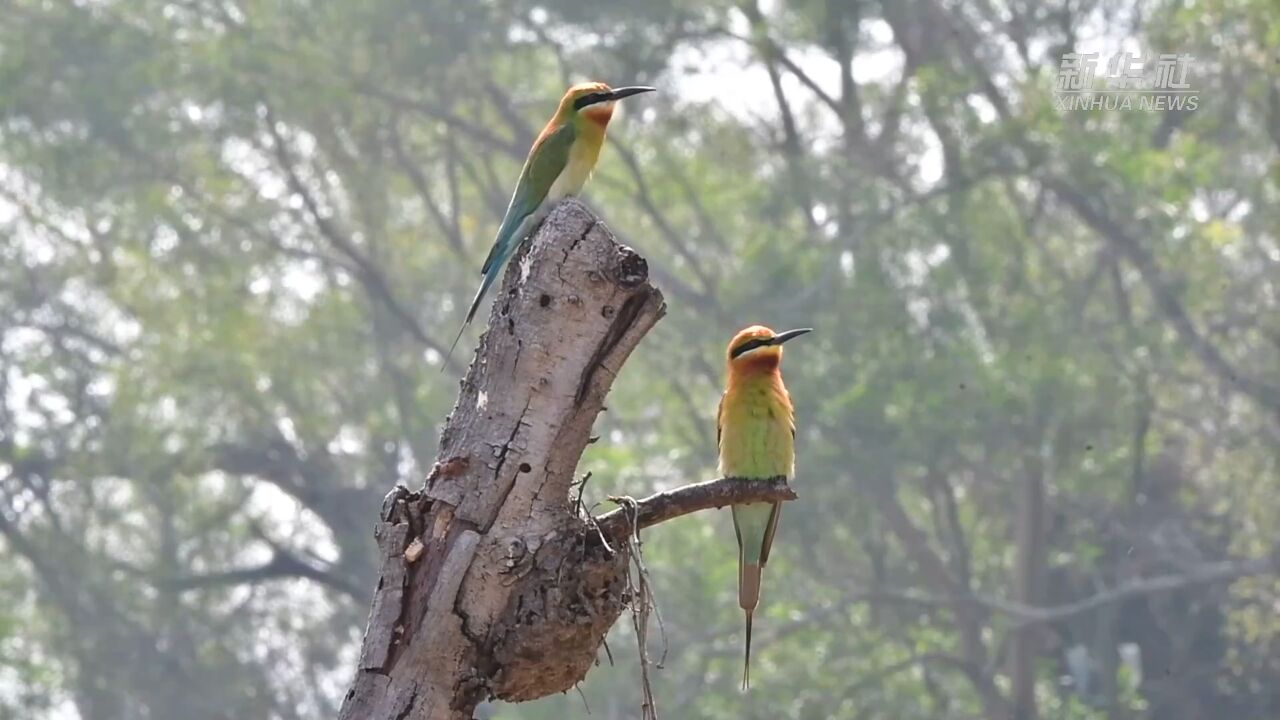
[717,325,811,689]
[446,81,656,363]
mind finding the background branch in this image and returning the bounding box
[982,552,1280,628]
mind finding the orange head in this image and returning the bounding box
[556,81,656,127]
[725,325,812,375]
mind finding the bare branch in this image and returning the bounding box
[593,477,797,539]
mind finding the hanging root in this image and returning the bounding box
[609,495,668,720]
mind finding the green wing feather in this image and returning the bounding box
[447,121,577,362]
[480,121,577,276]
[716,394,723,449]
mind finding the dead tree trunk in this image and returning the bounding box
[339,200,792,720]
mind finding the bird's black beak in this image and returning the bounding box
[605,86,657,102]
[770,328,813,346]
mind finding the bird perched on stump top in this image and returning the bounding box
[446,81,657,363]
[717,325,812,689]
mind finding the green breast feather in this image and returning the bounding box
[718,384,795,480]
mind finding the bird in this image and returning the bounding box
[716,324,811,689]
[445,81,657,364]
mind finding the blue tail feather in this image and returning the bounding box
[444,239,516,369]
[443,208,542,370]
[479,237,502,276]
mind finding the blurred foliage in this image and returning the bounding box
[0,0,1277,718]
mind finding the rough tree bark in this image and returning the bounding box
[338,200,794,720]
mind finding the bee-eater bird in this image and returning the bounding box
[445,81,657,363]
[717,325,812,690]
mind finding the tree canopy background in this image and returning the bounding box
[1,0,1277,718]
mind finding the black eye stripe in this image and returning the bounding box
[573,92,609,110]
[730,337,771,359]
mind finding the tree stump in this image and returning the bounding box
[338,200,664,719]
